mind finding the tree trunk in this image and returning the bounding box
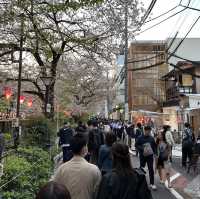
[41,81,55,120]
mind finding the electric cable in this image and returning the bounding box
[135,6,189,36]
[168,52,200,65]
[180,4,200,11]
[127,60,200,78]
[128,61,165,72]
[169,62,200,78]
[128,53,164,64]
[145,5,179,24]
[167,0,198,53]
[134,0,157,33]
[168,14,200,60]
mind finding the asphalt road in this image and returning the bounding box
[130,153,177,199]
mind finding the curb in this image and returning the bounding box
[165,173,184,199]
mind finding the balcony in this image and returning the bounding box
[166,86,194,100]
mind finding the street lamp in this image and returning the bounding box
[40,75,53,117]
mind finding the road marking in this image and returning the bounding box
[129,149,136,155]
[129,148,184,199]
[165,173,184,199]
[170,173,181,182]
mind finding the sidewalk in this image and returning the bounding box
[171,145,200,199]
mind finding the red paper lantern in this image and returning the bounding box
[27,98,33,107]
[20,96,25,104]
[4,87,12,100]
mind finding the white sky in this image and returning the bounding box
[135,0,200,40]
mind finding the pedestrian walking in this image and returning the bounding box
[54,133,101,199]
[75,121,87,134]
[96,142,152,199]
[98,132,116,175]
[125,122,135,148]
[57,121,74,163]
[36,181,71,199]
[88,120,104,164]
[164,125,175,163]
[135,125,157,190]
[182,123,195,168]
[156,131,172,188]
[135,123,143,155]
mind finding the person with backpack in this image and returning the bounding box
[58,121,74,163]
[182,123,195,168]
[135,123,143,156]
[135,126,157,190]
[88,120,104,164]
[98,132,116,175]
[156,131,171,188]
[96,142,152,199]
[36,181,71,199]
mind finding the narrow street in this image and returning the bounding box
[130,152,183,199]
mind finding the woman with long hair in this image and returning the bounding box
[96,142,152,199]
[156,131,172,188]
[98,132,116,175]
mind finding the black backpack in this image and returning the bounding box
[92,129,103,150]
[99,168,153,199]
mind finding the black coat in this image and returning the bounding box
[57,126,73,146]
[96,169,152,199]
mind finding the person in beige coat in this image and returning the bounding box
[164,125,175,162]
[54,133,101,199]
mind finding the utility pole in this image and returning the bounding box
[15,13,24,148]
[124,0,129,121]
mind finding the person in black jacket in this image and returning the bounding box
[96,142,152,199]
[135,125,157,190]
[88,120,104,164]
[182,123,195,168]
[57,122,74,163]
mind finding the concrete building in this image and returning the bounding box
[128,41,168,113]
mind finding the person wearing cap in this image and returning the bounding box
[135,125,157,190]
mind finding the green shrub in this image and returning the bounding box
[1,146,52,199]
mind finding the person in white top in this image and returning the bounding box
[54,133,101,199]
[164,125,175,162]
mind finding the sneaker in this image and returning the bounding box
[150,184,157,190]
[160,180,165,184]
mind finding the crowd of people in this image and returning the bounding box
[35,118,200,199]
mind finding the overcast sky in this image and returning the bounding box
[135,0,200,40]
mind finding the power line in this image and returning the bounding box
[180,4,200,12]
[168,52,200,65]
[128,61,165,72]
[168,14,200,60]
[144,5,179,24]
[128,53,164,64]
[135,6,189,36]
[169,62,200,78]
[134,0,157,33]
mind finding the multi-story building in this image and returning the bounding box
[162,61,200,134]
[128,41,168,113]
